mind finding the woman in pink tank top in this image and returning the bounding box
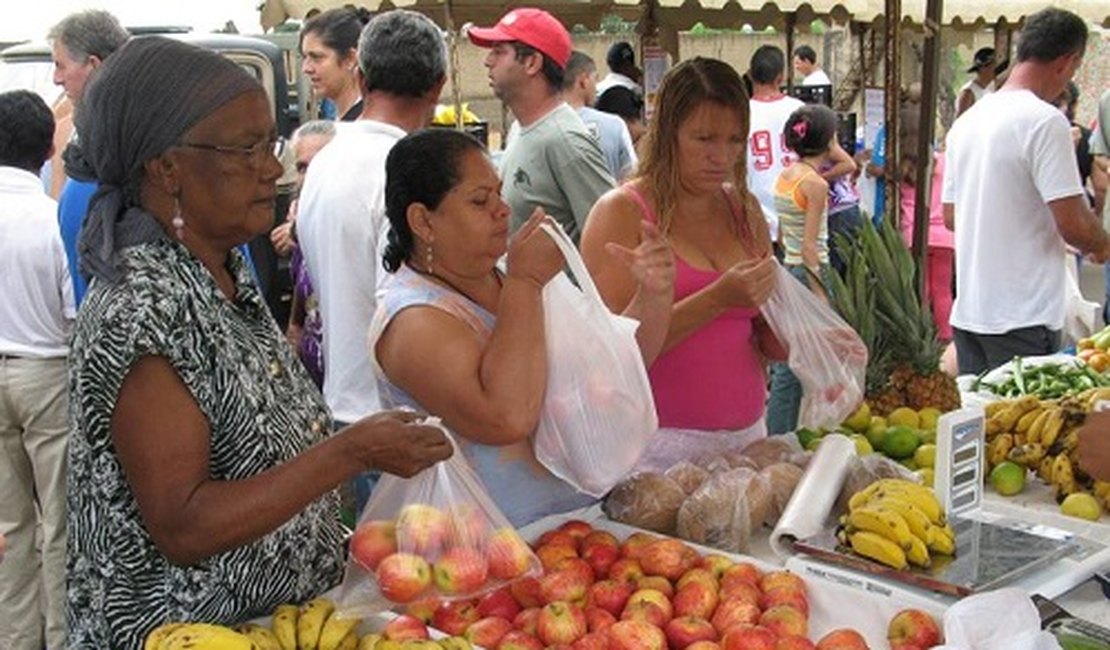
[581,57,788,470]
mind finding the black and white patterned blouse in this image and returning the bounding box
[67,237,344,649]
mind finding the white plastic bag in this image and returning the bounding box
[1063,254,1099,347]
[532,221,658,497]
[761,263,868,429]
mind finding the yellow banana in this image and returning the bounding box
[1025,408,1052,444]
[356,634,382,650]
[1007,443,1046,467]
[870,497,936,544]
[1085,387,1110,411]
[1037,455,1056,483]
[272,604,299,650]
[867,481,946,525]
[237,623,283,650]
[928,526,956,556]
[904,533,931,568]
[985,416,1004,437]
[160,624,254,650]
[1015,407,1044,434]
[1093,481,1110,510]
[145,622,187,650]
[1060,427,1081,453]
[401,641,439,650]
[1040,409,1066,448]
[1052,454,1078,498]
[437,638,473,650]
[849,530,908,570]
[995,396,1040,431]
[846,506,917,550]
[988,433,1015,468]
[848,482,882,511]
[297,598,336,650]
[375,641,403,650]
[335,631,358,650]
[317,610,362,650]
[984,400,1010,418]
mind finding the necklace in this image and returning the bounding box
[411,264,503,306]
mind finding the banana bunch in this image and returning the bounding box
[984,391,1106,511]
[144,623,255,650]
[267,598,472,650]
[839,478,956,571]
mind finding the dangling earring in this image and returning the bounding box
[425,238,434,273]
[171,196,185,241]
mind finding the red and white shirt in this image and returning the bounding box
[746,94,804,243]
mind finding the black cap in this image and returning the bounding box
[607,41,635,69]
[968,47,996,72]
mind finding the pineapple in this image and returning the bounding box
[829,220,961,415]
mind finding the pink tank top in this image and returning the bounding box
[623,186,767,430]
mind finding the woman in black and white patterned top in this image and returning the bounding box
[65,37,452,649]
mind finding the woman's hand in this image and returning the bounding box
[604,220,674,298]
[506,207,563,288]
[711,255,777,309]
[270,221,296,257]
[341,410,454,478]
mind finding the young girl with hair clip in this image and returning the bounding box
[765,103,840,434]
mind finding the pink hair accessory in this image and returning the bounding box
[792,121,808,138]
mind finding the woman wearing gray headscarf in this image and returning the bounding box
[66,36,452,648]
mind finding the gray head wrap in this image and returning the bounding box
[75,36,262,283]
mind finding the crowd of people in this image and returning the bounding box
[1,4,1109,648]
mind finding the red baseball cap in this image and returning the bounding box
[467,8,572,69]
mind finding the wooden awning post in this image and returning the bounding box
[912,0,943,301]
[883,0,901,229]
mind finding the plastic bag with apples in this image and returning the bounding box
[533,222,658,497]
[760,263,868,429]
[335,420,542,617]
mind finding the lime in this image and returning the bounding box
[866,416,888,447]
[916,468,935,487]
[843,402,872,433]
[918,427,938,444]
[1060,493,1102,521]
[900,458,919,471]
[850,434,874,456]
[796,427,822,449]
[989,461,1026,496]
[805,437,823,452]
[913,443,937,469]
[888,407,921,429]
[880,425,922,460]
[918,407,941,431]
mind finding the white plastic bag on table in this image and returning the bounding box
[936,588,1062,650]
[1063,253,1099,347]
[532,221,658,497]
[335,419,541,618]
[761,263,868,429]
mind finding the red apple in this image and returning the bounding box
[688,643,722,650]
[710,600,761,635]
[620,532,659,560]
[537,543,581,572]
[640,539,700,581]
[585,606,618,633]
[497,630,544,650]
[776,636,817,650]
[582,542,621,580]
[607,620,667,650]
[511,577,544,609]
[721,563,762,591]
[676,568,718,592]
[512,607,541,636]
[404,596,441,623]
[478,586,522,621]
[432,598,480,636]
[350,519,397,571]
[759,605,807,638]
[608,558,645,584]
[673,582,719,620]
[448,504,491,547]
[815,629,869,650]
[377,552,432,603]
[586,579,634,616]
[580,530,621,554]
[433,547,489,595]
[665,616,719,649]
[760,587,809,616]
[537,601,588,646]
[383,614,430,641]
[536,529,579,550]
[636,575,675,599]
[572,632,611,650]
[720,625,777,650]
[719,581,762,608]
[627,589,674,621]
[887,609,941,649]
[466,616,514,648]
[621,600,670,629]
[701,554,736,581]
[759,571,805,596]
[541,564,594,604]
[487,528,536,580]
[396,503,451,557]
[558,520,595,541]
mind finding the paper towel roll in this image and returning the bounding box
[770,433,857,558]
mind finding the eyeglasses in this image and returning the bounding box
[178,136,286,167]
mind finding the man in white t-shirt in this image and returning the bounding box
[297,11,446,430]
[955,47,1001,118]
[747,45,805,250]
[0,90,74,650]
[793,45,831,87]
[942,8,1110,375]
[562,50,638,181]
[596,41,643,97]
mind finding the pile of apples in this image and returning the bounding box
[350,503,540,604]
[383,519,942,650]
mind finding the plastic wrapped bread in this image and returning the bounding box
[602,472,687,535]
[676,467,772,553]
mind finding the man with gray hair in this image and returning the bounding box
[296,10,447,509]
[50,9,129,305]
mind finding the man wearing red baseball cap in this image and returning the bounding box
[468,8,614,243]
